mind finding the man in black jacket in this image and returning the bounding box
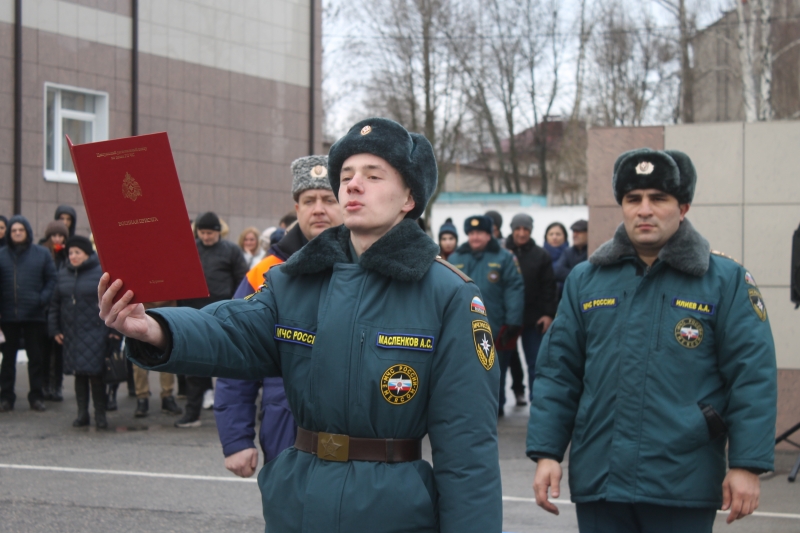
[505,213,557,400]
[175,211,248,427]
[553,219,588,283]
[0,215,57,412]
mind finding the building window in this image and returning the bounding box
[44,83,109,183]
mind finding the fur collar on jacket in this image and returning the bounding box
[281,219,440,282]
[454,237,501,256]
[589,218,710,277]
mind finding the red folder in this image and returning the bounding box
[67,132,208,304]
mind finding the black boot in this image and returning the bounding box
[90,376,108,429]
[126,359,136,397]
[42,384,53,401]
[73,376,90,427]
[106,383,119,411]
[134,398,149,418]
[161,396,182,415]
[51,385,63,402]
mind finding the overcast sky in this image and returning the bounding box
[320,0,732,139]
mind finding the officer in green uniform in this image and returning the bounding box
[447,215,524,416]
[98,118,502,533]
[528,149,777,532]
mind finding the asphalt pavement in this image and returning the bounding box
[0,361,798,532]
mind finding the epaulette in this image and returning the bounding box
[243,281,268,300]
[435,257,472,283]
[710,250,742,265]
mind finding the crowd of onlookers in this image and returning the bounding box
[0,206,298,430]
[0,202,586,437]
[436,211,587,416]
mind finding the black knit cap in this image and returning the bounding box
[612,148,697,205]
[66,235,93,256]
[438,218,458,240]
[464,215,493,235]
[327,117,437,220]
[196,211,221,232]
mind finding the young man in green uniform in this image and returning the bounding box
[448,215,524,416]
[98,118,502,533]
[528,149,777,532]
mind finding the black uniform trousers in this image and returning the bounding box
[0,322,48,405]
[576,501,716,533]
[184,375,212,419]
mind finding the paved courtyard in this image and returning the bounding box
[0,362,798,532]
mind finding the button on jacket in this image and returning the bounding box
[526,220,777,508]
[129,220,502,533]
[447,238,525,335]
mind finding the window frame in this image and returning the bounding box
[43,82,110,184]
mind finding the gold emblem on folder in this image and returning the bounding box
[122,172,142,202]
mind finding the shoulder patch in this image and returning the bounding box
[748,288,768,321]
[472,319,495,370]
[711,250,742,265]
[435,257,472,283]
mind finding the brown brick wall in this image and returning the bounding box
[0,21,318,242]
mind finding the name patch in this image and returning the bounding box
[274,325,316,347]
[581,298,618,313]
[671,297,715,315]
[376,333,435,352]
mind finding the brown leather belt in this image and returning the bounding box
[294,427,421,463]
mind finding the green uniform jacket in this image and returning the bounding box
[129,220,502,533]
[526,220,777,508]
[448,238,525,335]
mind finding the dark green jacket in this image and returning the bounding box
[129,220,502,533]
[447,238,525,336]
[526,220,777,508]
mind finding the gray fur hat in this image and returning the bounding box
[327,117,437,220]
[291,155,332,201]
[612,148,697,205]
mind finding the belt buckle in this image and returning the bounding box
[316,432,350,462]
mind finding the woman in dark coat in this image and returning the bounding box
[543,222,569,301]
[0,215,8,248]
[41,220,70,402]
[49,236,116,428]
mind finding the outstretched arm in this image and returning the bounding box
[100,272,282,380]
[98,273,167,349]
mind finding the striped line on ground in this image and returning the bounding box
[2,463,799,520]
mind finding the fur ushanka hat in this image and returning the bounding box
[464,215,493,235]
[327,117,437,220]
[612,148,697,205]
[291,155,331,201]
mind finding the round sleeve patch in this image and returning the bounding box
[381,364,419,405]
[674,317,703,348]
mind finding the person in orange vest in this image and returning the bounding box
[216,155,343,477]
